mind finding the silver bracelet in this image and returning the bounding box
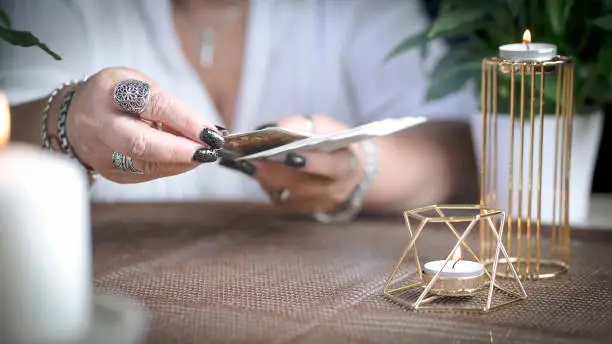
[314,138,379,223]
[42,77,99,180]
[41,81,74,150]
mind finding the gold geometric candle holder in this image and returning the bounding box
[383,205,527,313]
[479,55,574,280]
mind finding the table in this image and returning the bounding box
[92,203,612,344]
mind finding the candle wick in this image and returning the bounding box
[452,259,462,269]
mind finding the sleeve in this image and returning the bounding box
[0,0,92,105]
[343,0,478,124]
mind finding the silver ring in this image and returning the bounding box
[277,188,291,203]
[113,79,151,114]
[112,152,144,174]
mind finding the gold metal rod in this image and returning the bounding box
[486,212,506,310]
[485,216,528,296]
[383,217,428,293]
[535,66,545,275]
[517,64,526,275]
[559,66,568,256]
[491,63,499,261]
[564,63,574,257]
[405,215,423,281]
[551,65,563,256]
[507,64,516,275]
[480,59,488,257]
[485,63,494,259]
[525,64,536,276]
[433,207,493,280]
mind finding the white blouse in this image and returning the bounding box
[0,0,477,203]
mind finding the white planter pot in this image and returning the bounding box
[470,111,604,226]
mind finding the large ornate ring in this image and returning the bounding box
[112,152,144,174]
[113,79,151,114]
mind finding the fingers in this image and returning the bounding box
[108,158,198,184]
[281,149,360,180]
[105,69,225,149]
[140,86,225,148]
[99,115,219,164]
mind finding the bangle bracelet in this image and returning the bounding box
[314,138,379,223]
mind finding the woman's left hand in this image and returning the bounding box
[252,115,364,214]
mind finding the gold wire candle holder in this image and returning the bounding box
[383,205,527,312]
[478,55,574,280]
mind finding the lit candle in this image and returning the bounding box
[0,93,92,343]
[499,29,557,62]
[421,247,486,295]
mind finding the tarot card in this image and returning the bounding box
[220,127,310,159]
[237,116,428,161]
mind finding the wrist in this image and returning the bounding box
[314,138,379,223]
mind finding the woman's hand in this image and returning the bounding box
[252,115,364,214]
[66,67,225,183]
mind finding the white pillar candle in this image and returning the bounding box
[499,29,557,62]
[0,94,92,343]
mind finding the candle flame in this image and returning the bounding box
[452,246,462,263]
[522,29,532,44]
[0,92,10,148]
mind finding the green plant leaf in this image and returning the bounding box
[426,61,480,101]
[385,31,429,61]
[0,27,61,60]
[545,0,573,35]
[0,10,11,28]
[593,13,612,31]
[427,9,486,39]
[430,49,474,80]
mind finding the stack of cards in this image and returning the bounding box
[220,116,428,161]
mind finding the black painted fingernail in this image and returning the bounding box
[255,122,278,130]
[192,148,219,163]
[284,153,306,168]
[199,128,225,149]
[219,158,257,176]
[215,125,230,136]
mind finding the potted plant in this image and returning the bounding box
[0,9,61,60]
[388,0,612,225]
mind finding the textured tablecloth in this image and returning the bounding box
[92,203,612,344]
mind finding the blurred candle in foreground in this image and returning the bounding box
[0,92,92,343]
[0,92,9,147]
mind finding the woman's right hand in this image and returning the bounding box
[65,67,225,183]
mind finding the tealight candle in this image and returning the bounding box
[499,29,557,62]
[421,247,486,296]
[0,93,92,343]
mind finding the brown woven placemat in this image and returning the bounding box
[92,203,612,344]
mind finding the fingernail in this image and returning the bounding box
[255,122,278,130]
[199,128,225,149]
[219,158,257,176]
[284,153,306,168]
[192,148,219,163]
[215,125,230,136]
